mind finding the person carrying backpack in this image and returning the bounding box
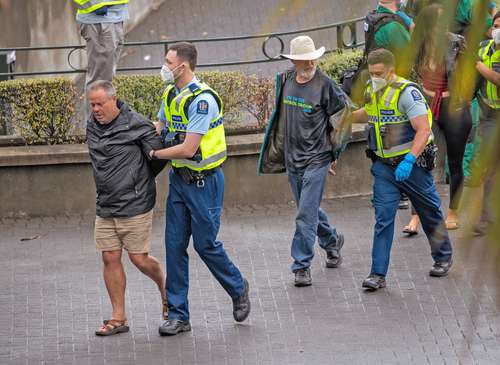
[343,1,412,106]
[366,1,412,73]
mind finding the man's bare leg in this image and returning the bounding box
[128,253,166,303]
[102,250,126,320]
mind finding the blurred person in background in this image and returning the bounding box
[403,3,472,235]
[471,11,500,236]
[74,0,128,89]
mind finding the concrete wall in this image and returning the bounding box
[0,0,166,76]
[0,134,373,218]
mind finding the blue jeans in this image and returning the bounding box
[165,169,245,321]
[371,161,453,276]
[288,163,340,272]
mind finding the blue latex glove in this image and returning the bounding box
[395,153,416,182]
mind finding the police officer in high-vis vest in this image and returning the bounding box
[150,42,250,336]
[350,48,453,290]
[73,0,128,89]
[473,11,500,236]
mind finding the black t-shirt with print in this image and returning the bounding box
[282,69,346,172]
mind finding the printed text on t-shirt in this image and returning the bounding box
[284,96,313,113]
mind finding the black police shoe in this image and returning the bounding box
[362,274,386,290]
[398,197,410,210]
[158,319,191,336]
[233,278,251,322]
[429,260,452,277]
[326,233,345,268]
[294,267,312,287]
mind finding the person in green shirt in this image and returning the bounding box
[454,0,496,35]
[405,0,495,33]
[346,0,412,108]
[373,1,412,61]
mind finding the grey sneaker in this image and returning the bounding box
[398,194,409,210]
[233,278,251,322]
[326,233,344,268]
[362,274,386,291]
[294,267,312,287]
[429,260,452,277]
[158,319,191,336]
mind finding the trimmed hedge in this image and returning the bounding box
[114,71,274,128]
[0,51,361,145]
[113,74,164,121]
[319,49,363,83]
[0,78,77,144]
[198,72,274,128]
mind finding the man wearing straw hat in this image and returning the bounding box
[258,36,347,287]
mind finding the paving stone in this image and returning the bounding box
[2,195,500,364]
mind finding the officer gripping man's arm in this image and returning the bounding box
[150,84,205,161]
[151,43,251,335]
[151,132,202,161]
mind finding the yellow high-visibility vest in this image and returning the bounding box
[364,77,433,159]
[162,82,227,171]
[478,39,500,109]
[73,0,128,15]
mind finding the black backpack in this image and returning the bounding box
[341,10,410,104]
[363,10,410,58]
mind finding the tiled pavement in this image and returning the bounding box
[2,194,500,365]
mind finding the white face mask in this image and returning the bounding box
[160,64,172,83]
[492,28,500,45]
[371,77,388,93]
[160,64,183,83]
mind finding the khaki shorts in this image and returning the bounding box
[95,210,153,254]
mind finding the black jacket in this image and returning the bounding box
[86,101,167,218]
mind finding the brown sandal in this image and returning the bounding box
[95,319,129,336]
[402,225,418,236]
[162,300,169,320]
[445,219,459,230]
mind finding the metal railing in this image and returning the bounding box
[0,16,365,78]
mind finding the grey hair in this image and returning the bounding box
[87,80,116,98]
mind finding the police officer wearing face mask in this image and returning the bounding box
[472,11,500,236]
[150,42,250,336]
[350,48,453,290]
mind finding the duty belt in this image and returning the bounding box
[365,143,437,171]
[377,155,405,167]
[173,166,221,187]
[365,149,404,167]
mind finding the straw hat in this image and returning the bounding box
[281,35,325,60]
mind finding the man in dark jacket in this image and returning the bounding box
[86,80,168,336]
